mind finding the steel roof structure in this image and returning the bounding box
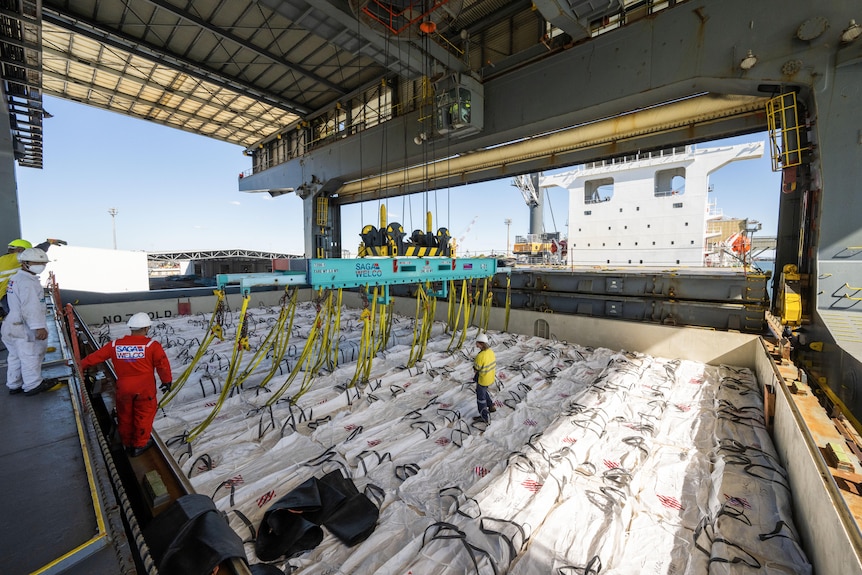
[3,0,600,168]
[0,0,676,168]
[147,249,302,261]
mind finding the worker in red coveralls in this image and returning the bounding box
[81,312,172,457]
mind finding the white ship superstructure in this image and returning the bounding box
[541,142,764,266]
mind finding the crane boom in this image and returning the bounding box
[458,215,479,243]
[450,215,478,256]
[512,174,539,207]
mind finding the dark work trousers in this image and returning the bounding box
[476,384,492,423]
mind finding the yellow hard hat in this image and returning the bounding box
[8,239,32,249]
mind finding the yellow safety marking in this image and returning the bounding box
[187,295,251,441]
[765,92,808,170]
[814,378,862,437]
[160,291,227,408]
[32,382,108,574]
[30,533,107,575]
[267,289,333,403]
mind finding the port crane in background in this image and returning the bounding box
[511,174,567,264]
[450,215,478,256]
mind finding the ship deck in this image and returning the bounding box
[0,341,134,574]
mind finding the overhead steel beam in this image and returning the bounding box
[334,94,769,200]
[40,46,265,143]
[260,0,464,77]
[142,0,346,94]
[243,0,824,198]
[532,0,604,41]
[39,69,264,144]
[0,57,42,73]
[261,0,415,75]
[42,8,311,116]
[455,0,533,40]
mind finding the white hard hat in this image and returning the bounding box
[128,312,153,329]
[17,247,49,263]
[476,333,489,345]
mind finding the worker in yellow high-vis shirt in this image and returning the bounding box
[472,333,496,424]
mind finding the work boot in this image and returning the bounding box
[24,379,57,396]
[41,378,60,391]
[8,387,23,395]
[131,437,155,457]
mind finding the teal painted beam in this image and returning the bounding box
[308,257,497,290]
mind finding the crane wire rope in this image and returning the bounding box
[357,12,365,243]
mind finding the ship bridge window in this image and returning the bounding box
[584,211,592,216]
[585,178,613,204]
[673,202,683,208]
[655,168,686,197]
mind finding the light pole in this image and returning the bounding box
[108,208,118,249]
[504,218,512,257]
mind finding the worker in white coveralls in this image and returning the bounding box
[0,237,65,318]
[2,248,55,396]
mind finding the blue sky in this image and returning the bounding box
[16,96,780,256]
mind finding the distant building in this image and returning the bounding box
[146,249,302,289]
